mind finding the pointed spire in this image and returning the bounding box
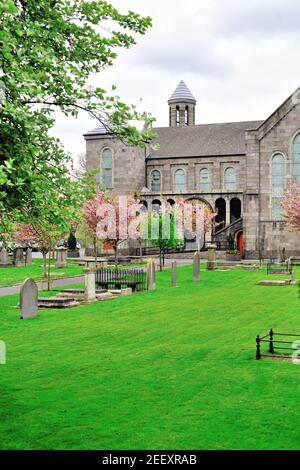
[168,80,196,103]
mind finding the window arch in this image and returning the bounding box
[200,168,210,191]
[272,153,285,220]
[224,167,236,190]
[151,170,161,192]
[175,169,185,193]
[102,148,113,188]
[292,133,300,184]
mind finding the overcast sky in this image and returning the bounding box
[52,0,300,165]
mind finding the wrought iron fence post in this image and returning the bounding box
[256,335,261,360]
[269,328,274,354]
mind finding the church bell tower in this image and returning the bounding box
[168,80,196,127]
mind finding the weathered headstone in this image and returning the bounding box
[147,258,156,291]
[291,271,296,285]
[14,247,25,267]
[20,278,38,319]
[25,248,32,266]
[83,267,96,303]
[55,247,68,268]
[206,244,217,271]
[0,248,9,266]
[171,261,177,288]
[193,252,201,282]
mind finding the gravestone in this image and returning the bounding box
[25,248,32,266]
[206,244,217,271]
[291,271,296,285]
[193,252,201,282]
[55,247,68,268]
[20,278,38,319]
[0,248,9,266]
[171,261,177,288]
[83,267,96,303]
[14,247,25,267]
[147,258,156,291]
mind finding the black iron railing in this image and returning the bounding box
[266,263,292,275]
[95,268,147,292]
[256,329,300,359]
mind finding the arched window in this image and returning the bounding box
[224,167,236,190]
[175,169,185,193]
[176,106,180,126]
[272,153,285,220]
[185,106,189,126]
[102,148,113,188]
[292,133,300,184]
[200,168,210,191]
[151,170,161,192]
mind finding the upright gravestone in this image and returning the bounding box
[25,248,32,266]
[206,244,217,271]
[171,261,177,288]
[20,278,38,319]
[147,258,156,291]
[14,247,25,267]
[55,247,68,268]
[0,247,9,266]
[193,252,201,282]
[83,267,96,303]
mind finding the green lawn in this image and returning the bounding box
[0,266,300,450]
[0,258,84,286]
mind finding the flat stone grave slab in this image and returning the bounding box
[238,264,261,270]
[257,280,291,286]
[60,288,107,294]
[38,297,79,308]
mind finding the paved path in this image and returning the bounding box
[0,275,84,297]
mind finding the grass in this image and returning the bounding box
[0,265,300,450]
[0,258,84,286]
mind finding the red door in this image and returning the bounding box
[237,232,244,256]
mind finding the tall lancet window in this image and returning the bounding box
[272,153,285,220]
[176,106,180,126]
[292,133,300,184]
[200,168,210,191]
[224,167,236,190]
[102,148,113,188]
[185,106,189,126]
[151,170,161,192]
[175,169,185,193]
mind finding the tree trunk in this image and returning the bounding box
[47,250,52,291]
[159,247,163,272]
[42,253,47,278]
[115,244,118,271]
[93,237,98,268]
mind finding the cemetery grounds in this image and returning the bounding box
[0,264,300,450]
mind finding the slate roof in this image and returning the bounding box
[84,125,110,136]
[168,80,196,102]
[149,121,263,158]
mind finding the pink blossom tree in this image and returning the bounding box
[281,183,300,231]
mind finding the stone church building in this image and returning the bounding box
[84,80,300,259]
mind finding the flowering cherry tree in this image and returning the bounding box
[82,192,142,267]
[281,183,300,231]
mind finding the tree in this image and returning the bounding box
[0,0,155,212]
[149,207,184,271]
[81,190,112,265]
[281,183,300,230]
[81,192,141,267]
